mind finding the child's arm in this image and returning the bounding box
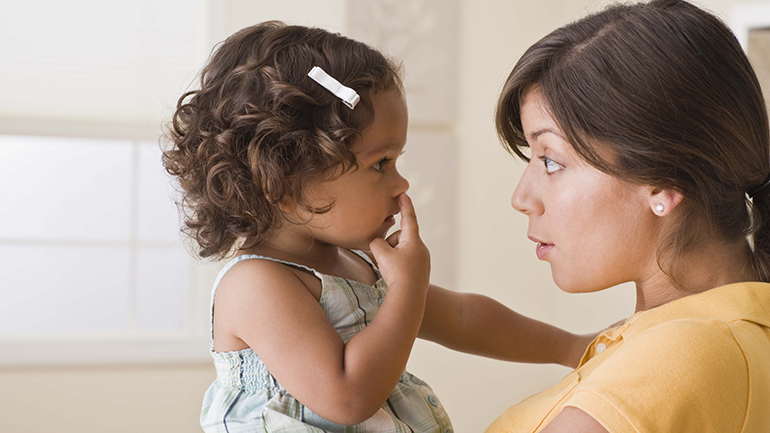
[215,194,428,425]
[418,285,596,368]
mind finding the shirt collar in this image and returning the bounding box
[614,281,770,341]
[577,282,770,368]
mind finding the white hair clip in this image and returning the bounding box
[307,66,360,109]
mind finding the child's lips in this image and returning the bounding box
[384,215,396,225]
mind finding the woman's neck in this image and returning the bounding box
[634,240,755,312]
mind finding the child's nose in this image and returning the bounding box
[394,171,409,196]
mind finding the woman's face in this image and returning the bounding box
[512,88,660,293]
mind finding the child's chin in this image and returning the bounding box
[342,238,376,252]
[344,231,389,252]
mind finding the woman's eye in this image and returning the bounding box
[539,156,563,174]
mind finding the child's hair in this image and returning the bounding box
[496,0,770,282]
[163,21,402,259]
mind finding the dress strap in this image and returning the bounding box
[350,249,382,279]
[209,254,323,346]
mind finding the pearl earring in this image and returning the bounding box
[655,203,665,214]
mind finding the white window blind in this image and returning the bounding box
[0,0,206,125]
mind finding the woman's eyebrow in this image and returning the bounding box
[528,128,558,141]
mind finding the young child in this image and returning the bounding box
[163,21,592,432]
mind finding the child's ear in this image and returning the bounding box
[277,200,295,214]
[265,193,296,214]
[648,187,683,216]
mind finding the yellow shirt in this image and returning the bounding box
[486,282,770,433]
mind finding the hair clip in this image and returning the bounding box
[307,66,360,109]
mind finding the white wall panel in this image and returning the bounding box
[0,136,132,241]
[348,0,459,126]
[347,0,460,291]
[227,0,347,35]
[137,142,182,242]
[136,246,189,331]
[397,131,457,289]
[0,245,130,333]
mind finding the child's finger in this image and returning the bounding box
[385,230,401,248]
[397,193,420,240]
[369,237,391,259]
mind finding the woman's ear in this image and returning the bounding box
[648,188,683,216]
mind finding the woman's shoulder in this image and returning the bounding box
[587,318,749,391]
[566,318,752,432]
[612,317,748,376]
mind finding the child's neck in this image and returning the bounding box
[240,223,380,287]
[241,223,346,272]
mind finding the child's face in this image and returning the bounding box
[300,89,410,250]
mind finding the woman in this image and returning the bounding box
[486,0,770,432]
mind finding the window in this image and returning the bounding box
[0,0,220,365]
[0,135,219,365]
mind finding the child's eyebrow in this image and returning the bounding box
[359,142,401,159]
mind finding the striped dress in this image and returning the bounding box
[200,252,454,433]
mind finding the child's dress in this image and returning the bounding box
[200,252,454,433]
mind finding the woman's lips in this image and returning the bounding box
[535,242,554,260]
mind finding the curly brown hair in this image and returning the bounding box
[162,21,403,260]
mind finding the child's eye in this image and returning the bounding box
[372,157,392,172]
[371,150,405,172]
[538,156,563,174]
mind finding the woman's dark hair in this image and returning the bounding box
[496,0,770,283]
[162,21,402,259]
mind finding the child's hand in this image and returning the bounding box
[566,318,627,368]
[369,193,431,294]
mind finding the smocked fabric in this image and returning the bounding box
[201,252,454,433]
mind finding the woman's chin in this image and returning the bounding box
[554,282,583,294]
[552,273,602,294]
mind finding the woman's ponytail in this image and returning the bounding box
[750,179,770,282]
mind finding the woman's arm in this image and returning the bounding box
[418,285,595,367]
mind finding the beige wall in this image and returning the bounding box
[0,364,215,432]
[0,1,751,432]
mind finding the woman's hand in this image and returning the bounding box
[369,193,431,296]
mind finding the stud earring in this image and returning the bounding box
[655,203,665,214]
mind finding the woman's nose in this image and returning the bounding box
[511,163,542,215]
